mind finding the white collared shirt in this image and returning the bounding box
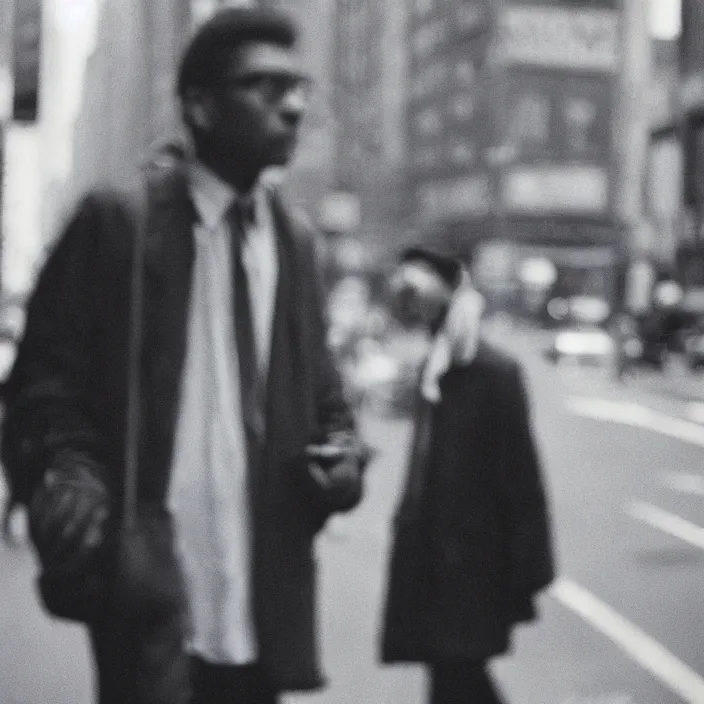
[167,161,278,664]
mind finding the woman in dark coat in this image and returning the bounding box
[380,248,555,704]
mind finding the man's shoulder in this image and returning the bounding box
[67,177,142,224]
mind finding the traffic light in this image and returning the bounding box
[12,0,43,122]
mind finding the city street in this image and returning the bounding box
[2,329,704,704]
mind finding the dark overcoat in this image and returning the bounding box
[381,342,554,664]
[1,160,360,700]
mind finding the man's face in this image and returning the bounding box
[204,42,309,171]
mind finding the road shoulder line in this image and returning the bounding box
[551,578,704,704]
[566,397,704,449]
[627,500,704,550]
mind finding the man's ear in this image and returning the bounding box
[182,88,215,132]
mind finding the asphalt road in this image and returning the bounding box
[2,330,704,704]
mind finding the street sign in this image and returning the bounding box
[500,6,620,72]
[503,164,610,216]
[416,174,491,219]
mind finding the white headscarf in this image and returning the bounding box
[421,269,485,404]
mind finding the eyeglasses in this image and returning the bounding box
[224,71,313,105]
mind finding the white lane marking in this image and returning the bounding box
[561,696,632,704]
[665,472,704,497]
[551,579,704,704]
[627,501,704,550]
[567,397,704,449]
[688,402,704,424]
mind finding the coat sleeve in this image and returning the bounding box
[1,194,110,505]
[497,363,555,602]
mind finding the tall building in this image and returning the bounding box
[263,0,338,216]
[677,0,704,307]
[3,0,341,293]
[331,0,409,261]
[405,0,652,309]
[70,0,191,201]
[406,0,496,256]
[644,39,681,265]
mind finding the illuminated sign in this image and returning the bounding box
[417,174,491,219]
[500,6,620,72]
[503,164,610,215]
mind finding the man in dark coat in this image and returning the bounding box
[1,8,366,704]
[380,249,554,704]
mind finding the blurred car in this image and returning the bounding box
[684,325,704,370]
[544,326,614,365]
[544,296,613,365]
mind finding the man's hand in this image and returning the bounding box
[306,443,363,513]
[30,467,110,568]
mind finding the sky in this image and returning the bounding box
[649,0,681,40]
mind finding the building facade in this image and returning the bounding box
[406,0,496,258]
[326,0,410,271]
[645,39,681,265]
[677,0,704,310]
[406,0,652,309]
[3,0,340,297]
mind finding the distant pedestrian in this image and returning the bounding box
[380,248,555,704]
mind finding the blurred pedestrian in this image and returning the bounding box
[2,7,367,704]
[380,248,555,704]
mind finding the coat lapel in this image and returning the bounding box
[263,195,317,483]
[140,165,196,472]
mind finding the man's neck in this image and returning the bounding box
[196,153,261,197]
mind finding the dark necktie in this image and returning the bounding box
[227,198,264,443]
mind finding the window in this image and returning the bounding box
[415,107,443,136]
[509,93,550,146]
[412,72,432,98]
[454,58,476,86]
[448,139,477,165]
[414,145,439,169]
[412,61,449,98]
[564,97,598,156]
[413,20,448,57]
[449,92,475,121]
[414,0,434,16]
[457,3,485,32]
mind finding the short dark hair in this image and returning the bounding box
[177,7,298,98]
[400,247,461,287]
